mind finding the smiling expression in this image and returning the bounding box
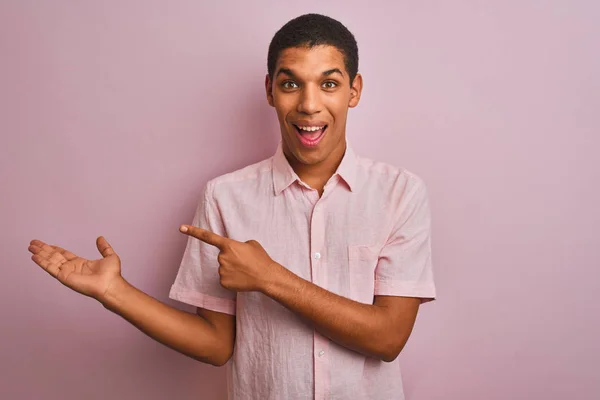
[266,45,363,169]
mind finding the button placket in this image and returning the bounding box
[310,200,328,398]
[314,333,331,399]
[310,200,325,276]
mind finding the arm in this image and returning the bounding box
[103,278,235,366]
[28,238,235,367]
[267,179,434,361]
[263,265,420,362]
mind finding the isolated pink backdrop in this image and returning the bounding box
[1,1,599,399]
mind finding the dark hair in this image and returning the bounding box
[267,13,359,85]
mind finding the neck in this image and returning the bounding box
[284,139,347,193]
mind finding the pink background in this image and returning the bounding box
[1,1,599,399]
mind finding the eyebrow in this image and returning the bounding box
[276,67,345,79]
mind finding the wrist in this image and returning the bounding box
[260,262,287,296]
[100,276,130,311]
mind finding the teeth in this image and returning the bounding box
[297,125,324,132]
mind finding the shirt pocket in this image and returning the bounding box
[347,245,379,304]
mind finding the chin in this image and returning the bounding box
[297,149,330,165]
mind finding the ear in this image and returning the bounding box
[348,73,363,108]
[265,74,274,107]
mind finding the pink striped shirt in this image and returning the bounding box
[170,142,436,399]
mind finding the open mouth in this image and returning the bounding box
[293,124,328,147]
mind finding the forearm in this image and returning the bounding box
[100,278,231,366]
[263,265,393,360]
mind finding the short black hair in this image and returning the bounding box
[267,13,359,85]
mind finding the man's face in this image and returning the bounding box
[266,45,362,166]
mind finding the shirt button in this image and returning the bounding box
[319,350,325,357]
[314,252,321,259]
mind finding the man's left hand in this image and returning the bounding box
[179,224,281,293]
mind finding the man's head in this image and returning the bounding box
[265,14,363,170]
[267,14,359,86]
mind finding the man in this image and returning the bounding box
[28,13,436,399]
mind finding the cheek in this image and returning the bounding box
[272,105,286,125]
[274,97,294,122]
[324,94,350,117]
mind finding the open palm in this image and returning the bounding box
[28,236,121,300]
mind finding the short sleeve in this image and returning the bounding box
[169,180,237,314]
[374,178,436,303]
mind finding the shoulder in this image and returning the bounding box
[355,154,428,197]
[204,156,274,200]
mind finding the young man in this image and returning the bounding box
[28,13,436,399]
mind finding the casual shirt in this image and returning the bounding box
[170,142,436,399]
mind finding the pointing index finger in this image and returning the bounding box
[180,225,227,249]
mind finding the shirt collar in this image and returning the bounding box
[272,140,357,195]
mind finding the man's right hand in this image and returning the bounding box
[28,236,122,302]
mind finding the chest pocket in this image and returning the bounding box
[347,245,380,304]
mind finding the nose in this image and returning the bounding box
[297,84,322,115]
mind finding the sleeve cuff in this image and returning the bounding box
[374,280,437,303]
[169,286,236,315]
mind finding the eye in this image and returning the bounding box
[281,81,299,89]
[322,81,338,89]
